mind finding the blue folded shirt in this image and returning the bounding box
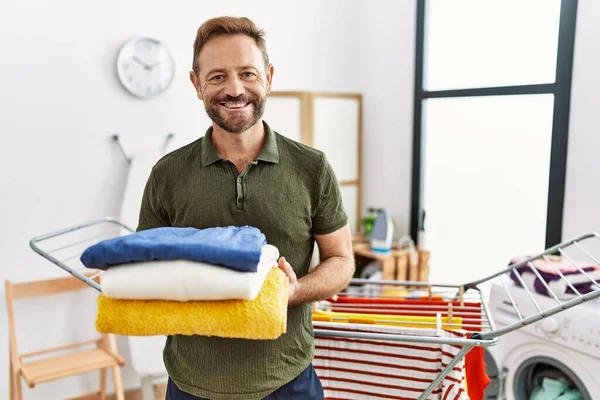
[80,226,266,272]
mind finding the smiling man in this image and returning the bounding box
[136,16,355,400]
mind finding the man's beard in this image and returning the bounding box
[205,93,265,134]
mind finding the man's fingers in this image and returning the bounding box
[278,257,297,283]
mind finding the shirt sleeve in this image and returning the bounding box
[136,168,171,231]
[311,153,348,235]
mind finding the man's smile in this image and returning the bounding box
[220,102,250,110]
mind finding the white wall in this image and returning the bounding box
[359,0,417,236]
[0,1,364,398]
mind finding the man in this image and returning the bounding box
[137,16,355,400]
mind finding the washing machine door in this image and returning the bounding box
[504,341,593,400]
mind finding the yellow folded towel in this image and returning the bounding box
[95,267,288,340]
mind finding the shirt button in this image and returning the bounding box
[237,178,242,183]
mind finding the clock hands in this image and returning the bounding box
[132,56,152,71]
[149,60,168,69]
[133,56,168,71]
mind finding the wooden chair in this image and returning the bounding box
[5,272,126,400]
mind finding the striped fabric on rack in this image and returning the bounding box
[313,322,468,400]
[323,296,489,399]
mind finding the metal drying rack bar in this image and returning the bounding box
[29,217,134,292]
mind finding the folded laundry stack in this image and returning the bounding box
[80,226,288,340]
[508,255,600,300]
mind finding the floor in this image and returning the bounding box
[152,383,167,400]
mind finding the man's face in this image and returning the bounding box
[191,34,273,134]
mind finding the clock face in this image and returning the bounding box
[116,37,175,99]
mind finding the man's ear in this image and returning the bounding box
[265,64,275,94]
[189,71,203,100]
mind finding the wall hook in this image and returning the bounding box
[163,132,175,153]
[112,134,131,164]
[112,132,175,163]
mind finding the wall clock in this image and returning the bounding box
[116,37,175,99]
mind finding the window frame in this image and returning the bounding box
[410,0,579,249]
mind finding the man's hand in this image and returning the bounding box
[278,256,298,304]
[276,224,354,307]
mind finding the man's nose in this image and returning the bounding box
[224,76,245,98]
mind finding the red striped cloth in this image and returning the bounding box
[324,296,489,399]
[313,322,469,400]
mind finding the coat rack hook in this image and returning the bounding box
[112,134,131,164]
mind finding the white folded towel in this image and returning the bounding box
[100,245,279,301]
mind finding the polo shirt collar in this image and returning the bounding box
[256,121,279,164]
[201,121,279,166]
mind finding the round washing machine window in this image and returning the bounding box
[512,356,591,400]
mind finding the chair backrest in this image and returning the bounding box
[5,271,101,353]
[6,271,100,300]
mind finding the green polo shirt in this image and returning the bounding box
[136,121,347,399]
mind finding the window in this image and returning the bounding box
[411,1,578,286]
[424,0,562,90]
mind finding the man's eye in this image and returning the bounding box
[211,75,224,81]
[242,72,256,78]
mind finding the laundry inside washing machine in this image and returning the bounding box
[512,356,587,400]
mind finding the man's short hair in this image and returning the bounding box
[192,16,269,75]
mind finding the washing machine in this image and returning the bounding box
[488,281,600,399]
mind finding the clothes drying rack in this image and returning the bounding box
[29,217,600,399]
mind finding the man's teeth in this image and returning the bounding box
[222,103,248,109]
